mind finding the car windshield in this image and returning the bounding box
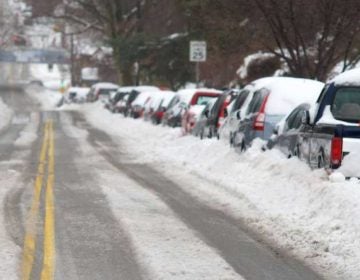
[331,87,360,123]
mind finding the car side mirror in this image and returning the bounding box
[302,110,310,125]
[236,111,241,120]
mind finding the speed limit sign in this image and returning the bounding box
[190,41,207,62]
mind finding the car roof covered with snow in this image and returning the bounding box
[251,77,324,115]
[132,91,158,106]
[68,87,90,94]
[331,67,360,86]
[91,82,119,90]
[149,91,176,109]
[177,88,222,104]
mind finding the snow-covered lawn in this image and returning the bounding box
[59,101,359,280]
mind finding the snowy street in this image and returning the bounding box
[0,83,323,279]
[2,0,360,278]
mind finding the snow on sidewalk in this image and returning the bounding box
[68,101,360,280]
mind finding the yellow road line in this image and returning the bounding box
[21,122,50,280]
[41,121,56,280]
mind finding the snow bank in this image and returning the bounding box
[14,113,39,147]
[0,168,21,280]
[74,102,360,280]
[0,98,13,133]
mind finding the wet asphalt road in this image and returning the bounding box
[0,86,323,280]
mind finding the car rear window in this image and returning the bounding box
[331,87,360,123]
[99,89,117,96]
[196,95,218,105]
[232,90,250,112]
[246,89,269,115]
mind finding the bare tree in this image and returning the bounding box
[53,0,145,84]
[254,0,360,81]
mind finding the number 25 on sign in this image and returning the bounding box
[190,41,207,62]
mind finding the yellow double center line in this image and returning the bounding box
[22,120,56,280]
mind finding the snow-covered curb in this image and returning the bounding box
[65,102,360,280]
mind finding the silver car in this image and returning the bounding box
[233,77,324,150]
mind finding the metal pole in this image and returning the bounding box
[196,62,200,88]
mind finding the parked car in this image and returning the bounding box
[180,89,222,134]
[220,80,272,146]
[192,98,218,139]
[233,77,324,150]
[295,68,360,176]
[148,91,176,124]
[123,86,159,116]
[202,89,239,139]
[265,103,312,156]
[114,94,130,114]
[130,91,157,119]
[65,87,90,103]
[106,87,137,113]
[87,82,119,102]
[162,94,184,127]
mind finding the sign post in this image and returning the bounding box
[190,41,207,88]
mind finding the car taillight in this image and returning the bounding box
[253,113,265,131]
[253,95,269,131]
[331,137,343,166]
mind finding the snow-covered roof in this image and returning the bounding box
[251,77,324,115]
[148,91,176,109]
[132,91,154,107]
[177,88,222,104]
[92,83,119,90]
[135,86,160,92]
[331,67,360,86]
